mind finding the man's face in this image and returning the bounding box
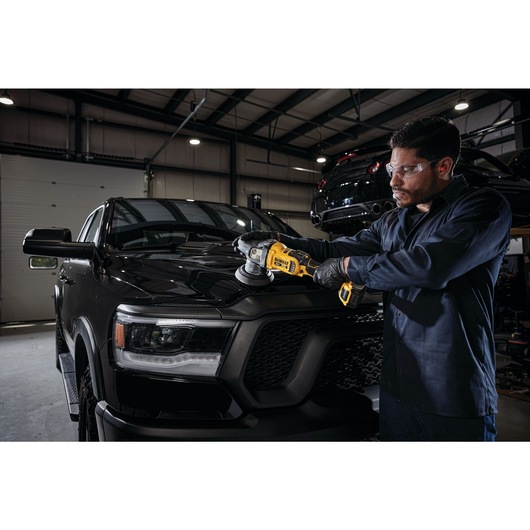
[388,147,449,209]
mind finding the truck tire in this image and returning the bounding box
[78,366,99,441]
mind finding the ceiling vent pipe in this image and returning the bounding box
[148,90,210,169]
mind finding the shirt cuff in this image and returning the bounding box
[345,256,366,285]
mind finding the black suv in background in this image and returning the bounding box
[310,147,393,238]
[23,198,383,441]
[311,146,530,237]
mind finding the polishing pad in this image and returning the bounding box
[235,265,274,286]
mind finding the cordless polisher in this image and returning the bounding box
[234,238,366,309]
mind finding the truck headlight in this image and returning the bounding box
[113,311,235,377]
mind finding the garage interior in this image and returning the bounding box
[0,88,529,443]
[1,0,530,522]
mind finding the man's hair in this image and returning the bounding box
[388,116,461,166]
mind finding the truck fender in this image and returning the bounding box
[75,316,105,401]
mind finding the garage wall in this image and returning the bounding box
[150,169,231,203]
[0,90,321,238]
[0,155,145,322]
[151,170,323,239]
[149,140,323,238]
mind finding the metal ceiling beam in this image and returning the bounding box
[357,92,509,151]
[319,89,459,155]
[276,88,388,147]
[118,89,131,103]
[205,89,254,125]
[490,89,530,102]
[164,89,191,115]
[32,88,519,165]
[241,89,319,136]
[39,88,312,160]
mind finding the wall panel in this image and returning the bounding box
[0,155,145,322]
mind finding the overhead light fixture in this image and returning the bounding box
[454,90,469,111]
[316,127,326,163]
[455,98,469,111]
[188,97,201,146]
[0,90,14,105]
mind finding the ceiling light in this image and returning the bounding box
[189,138,200,146]
[454,97,469,111]
[316,127,326,164]
[0,90,14,105]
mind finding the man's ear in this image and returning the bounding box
[436,157,454,180]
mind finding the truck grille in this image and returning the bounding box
[243,310,383,392]
[312,336,383,392]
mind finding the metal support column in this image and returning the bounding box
[230,138,237,205]
[513,92,530,149]
[74,100,82,160]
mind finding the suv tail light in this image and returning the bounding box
[315,178,327,192]
[367,162,381,175]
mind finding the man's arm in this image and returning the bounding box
[279,225,383,263]
[344,189,511,291]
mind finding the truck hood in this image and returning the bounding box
[105,241,317,306]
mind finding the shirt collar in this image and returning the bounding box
[400,174,469,215]
[434,174,469,206]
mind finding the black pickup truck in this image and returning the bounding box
[23,197,382,441]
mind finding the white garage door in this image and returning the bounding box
[0,155,146,322]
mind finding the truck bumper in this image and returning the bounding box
[95,395,379,441]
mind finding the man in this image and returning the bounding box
[239,116,512,441]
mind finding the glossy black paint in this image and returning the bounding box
[23,197,383,440]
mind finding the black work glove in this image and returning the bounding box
[232,230,279,251]
[313,257,349,290]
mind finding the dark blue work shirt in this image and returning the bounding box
[282,176,512,417]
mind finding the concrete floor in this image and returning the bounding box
[0,321,77,441]
[1,320,530,442]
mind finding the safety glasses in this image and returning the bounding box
[386,160,438,179]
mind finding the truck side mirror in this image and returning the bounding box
[23,228,95,259]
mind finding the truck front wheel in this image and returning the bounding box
[78,367,99,441]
